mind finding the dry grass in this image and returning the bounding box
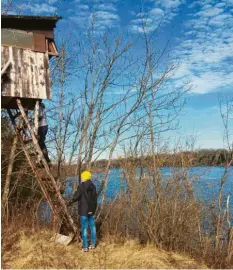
[2,229,207,269]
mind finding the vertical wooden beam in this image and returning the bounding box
[34,100,39,136]
[45,38,51,99]
[2,134,18,212]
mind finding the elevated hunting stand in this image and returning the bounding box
[1,15,77,236]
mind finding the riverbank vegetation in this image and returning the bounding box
[2,219,207,269]
[92,148,233,169]
[2,154,233,268]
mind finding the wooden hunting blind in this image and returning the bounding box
[1,15,61,109]
[1,15,79,238]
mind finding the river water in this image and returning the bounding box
[66,166,232,206]
[39,166,233,224]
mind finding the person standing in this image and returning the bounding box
[69,170,97,252]
[38,100,51,165]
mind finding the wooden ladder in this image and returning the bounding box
[7,98,77,235]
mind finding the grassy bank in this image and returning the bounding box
[2,228,207,269]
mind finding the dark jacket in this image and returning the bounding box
[70,180,97,216]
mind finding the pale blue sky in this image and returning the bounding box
[3,0,233,150]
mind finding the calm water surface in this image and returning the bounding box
[65,166,232,206]
[39,166,233,223]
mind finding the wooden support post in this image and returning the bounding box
[34,100,39,136]
[2,134,18,213]
[34,100,40,163]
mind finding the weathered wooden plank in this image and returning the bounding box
[1,29,34,50]
[33,33,46,53]
[1,46,51,102]
[48,40,59,56]
[34,30,54,39]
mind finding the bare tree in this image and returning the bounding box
[215,95,233,259]
[44,14,188,222]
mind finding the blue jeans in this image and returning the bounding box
[80,216,96,248]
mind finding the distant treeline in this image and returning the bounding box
[91,149,233,169]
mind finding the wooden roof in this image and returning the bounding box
[1,15,62,31]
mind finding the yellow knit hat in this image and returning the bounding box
[81,170,92,181]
